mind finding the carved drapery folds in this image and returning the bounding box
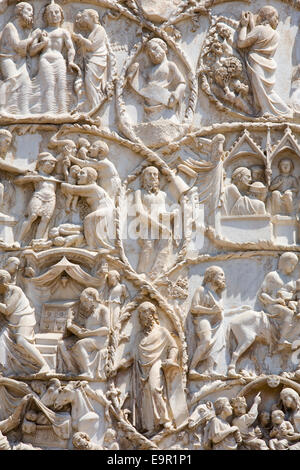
[2,0,300,451]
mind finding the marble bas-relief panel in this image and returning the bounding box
[4,0,300,451]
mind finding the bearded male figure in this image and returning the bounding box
[0,2,36,114]
[30,1,79,114]
[73,9,108,112]
[119,302,188,433]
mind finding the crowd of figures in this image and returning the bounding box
[5,1,300,122]
[200,5,300,118]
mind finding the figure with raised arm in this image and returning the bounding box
[16,152,58,243]
[30,0,80,114]
[73,9,108,112]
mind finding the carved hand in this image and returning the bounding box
[31,28,42,40]
[19,394,32,406]
[230,425,239,433]
[78,327,89,337]
[162,359,178,369]
[68,62,81,75]
[212,305,223,317]
[118,354,133,369]
[40,35,50,47]
[234,429,242,443]
[13,394,32,421]
[127,62,139,81]
[119,358,129,369]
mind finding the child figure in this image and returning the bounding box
[65,165,80,213]
[77,138,90,160]
[269,410,296,450]
[55,140,77,181]
[270,158,299,214]
[69,140,121,203]
[106,270,128,329]
[231,394,269,450]
[103,428,119,450]
[49,223,84,247]
[248,182,267,214]
[254,411,271,445]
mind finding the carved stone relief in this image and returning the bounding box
[4,0,300,452]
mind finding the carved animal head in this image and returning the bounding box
[231,396,247,416]
[54,383,75,408]
[146,38,168,65]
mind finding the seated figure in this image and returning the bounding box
[269,158,298,215]
[223,166,266,216]
[269,410,300,450]
[58,288,109,378]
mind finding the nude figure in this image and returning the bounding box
[16,152,59,243]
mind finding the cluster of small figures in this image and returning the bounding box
[199,390,300,451]
[201,6,300,119]
[0,127,122,252]
[0,1,109,116]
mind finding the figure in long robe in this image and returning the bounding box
[237,7,292,117]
